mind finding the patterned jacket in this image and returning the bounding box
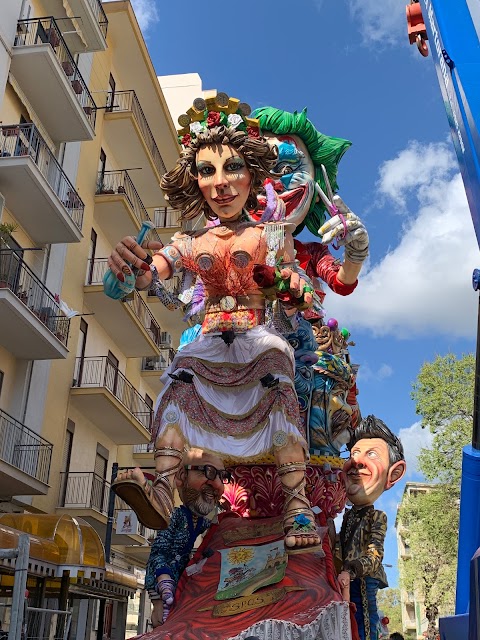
[145,505,210,593]
[338,505,388,588]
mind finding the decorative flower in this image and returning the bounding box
[189,121,203,136]
[181,133,191,146]
[293,513,312,529]
[206,111,221,127]
[247,126,260,138]
[381,617,389,626]
[227,113,244,129]
[253,264,276,288]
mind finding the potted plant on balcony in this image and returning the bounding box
[0,222,18,288]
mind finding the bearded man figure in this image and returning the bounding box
[122,450,230,628]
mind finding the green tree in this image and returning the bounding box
[412,353,474,485]
[376,588,403,633]
[397,353,473,639]
[398,486,458,640]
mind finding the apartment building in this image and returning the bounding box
[0,1,184,637]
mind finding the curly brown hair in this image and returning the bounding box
[160,126,278,221]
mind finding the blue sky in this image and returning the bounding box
[122,0,479,587]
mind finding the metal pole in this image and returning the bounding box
[96,462,118,640]
[8,534,29,640]
[472,276,480,449]
[104,462,118,564]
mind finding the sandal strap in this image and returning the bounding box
[154,446,184,460]
[143,447,184,519]
[277,462,310,513]
[277,461,306,476]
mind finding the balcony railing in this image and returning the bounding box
[14,18,97,128]
[142,348,175,372]
[0,248,70,346]
[154,207,180,229]
[0,123,84,230]
[88,0,108,38]
[106,90,166,175]
[85,258,164,348]
[59,471,125,514]
[73,357,153,431]
[96,170,152,227]
[154,207,197,232]
[0,409,52,484]
[148,275,181,297]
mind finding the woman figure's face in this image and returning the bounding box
[196,144,252,221]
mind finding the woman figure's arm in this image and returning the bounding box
[107,236,184,290]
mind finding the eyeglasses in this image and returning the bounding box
[184,464,232,484]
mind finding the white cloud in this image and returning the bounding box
[398,420,433,477]
[346,0,407,45]
[377,141,454,208]
[326,140,479,338]
[103,0,159,32]
[357,363,393,382]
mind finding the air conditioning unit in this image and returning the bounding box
[160,331,172,346]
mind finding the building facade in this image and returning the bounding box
[0,1,185,637]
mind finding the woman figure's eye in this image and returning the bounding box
[226,161,244,172]
[198,165,214,177]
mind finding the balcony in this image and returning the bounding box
[0,409,52,497]
[84,258,164,357]
[70,356,153,444]
[147,276,185,346]
[94,170,154,246]
[141,349,175,394]
[0,124,84,244]
[154,207,181,230]
[103,90,166,207]
[0,249,69,359]
[154,206,197,240]
[11,18,96,142]
[58,471,154,544]
[42,0,108,52]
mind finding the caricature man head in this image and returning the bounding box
[343,415,406,506]
[175,449,229,517]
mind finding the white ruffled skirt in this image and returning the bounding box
[153,326,307,461]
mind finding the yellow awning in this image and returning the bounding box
[0,513,104,570]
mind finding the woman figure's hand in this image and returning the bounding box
[279,268,314,306]
[107,236,163,290]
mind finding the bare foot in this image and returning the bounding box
[116,467,146,485]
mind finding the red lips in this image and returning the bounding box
[212,195,237,204]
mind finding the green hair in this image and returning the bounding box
[252,106,351,236]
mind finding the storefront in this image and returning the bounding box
[0,514,138,639]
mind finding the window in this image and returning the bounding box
[106,74,116,112]
[59,420,74,506]
[87,229,97,284]
[75,319,88,385]
[98,148,107,189]
[92,445,108,512]
[105,351,119,395]
[145,394,154,431]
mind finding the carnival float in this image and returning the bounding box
[104,92,406,640]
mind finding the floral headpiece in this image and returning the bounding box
[177,91,261,147]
